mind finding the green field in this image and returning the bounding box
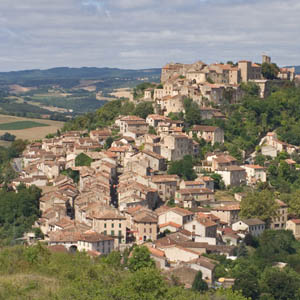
[0,121,49,130]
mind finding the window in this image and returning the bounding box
[193,225,196,230]
[111,230,115,236]
[104,223,107,228]
[119,223,121,228]
[104,230,107,235]
[144,228,146,233]
[112,223,114,228]
[119,230,122,236]
[149,228,152,234]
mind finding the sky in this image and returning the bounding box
[0,0,299,71]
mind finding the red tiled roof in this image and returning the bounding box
[159,221,182,229]
[289,219,300,224]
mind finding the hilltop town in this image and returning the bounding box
[10,55,300,290]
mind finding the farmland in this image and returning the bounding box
[0,115,64,141]
[0,121,49,130]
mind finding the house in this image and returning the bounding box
[180,180,206,190]
[48,230,82,252]
[146,114,171,127]
[198,176,215,191]
[262,132,298,155]
[160,95,185,116]
[132,210,158,244]
[242,165,267,185]
[141,150,167,171]
[77,230,115,255]
[175,188,215,208]
[286,219,300,239]
[270,199,288,230]
[216,166,246,187]
[116,115,149,135]
[151,174,179,202]
[89,129,111,144]
[187,256,218,285]
[189,125,224,145]
[118,181,159,211]
[91,210,127,245]
[159,221,182,233]
[211,204,240,225]
[221,228,241,246]
[184,218,217,243]
[211,154,238,171]
[163,245,201,263]
[147,246,169,269]
[199,107,225,120]
[160,133,194,161]
[232,219,265,237]
[157,206,194,226]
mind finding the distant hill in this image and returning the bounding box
[0,67,161,84]
[294,66,300,74]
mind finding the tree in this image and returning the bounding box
[233,271,260,299]
[8,139,28,158]
[236,242,248,258]
[259,267,300,300]
[104,136,114,149]
[183,98,202,127]
[133,102,154,119]
[262,62,280,80]
[128,246,155,272]
[120,101,135,115]
[287,191,300,217]
[240,82,260,97]
[0,132,16,142]
[167,155,197,181]
[148,126,156,135]
[192,271,208,292]
[239,190,278,225]
[256,230,296,263]
[244,233,259,248]
[101,251,122,269]
[75,153,93,167]
[210,173,225,190]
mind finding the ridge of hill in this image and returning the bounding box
[0,67,161,83]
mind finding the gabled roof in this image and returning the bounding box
[240,218,265,226]
[212,204,240,211]
[159,221,181,229]
[189,256,218,270]
[171,207,194,217]
[133,213,158,223]
[191,125,219,132]
[92,210,126,220]
[79,230,114,242]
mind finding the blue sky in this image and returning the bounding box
[0,0,299,71]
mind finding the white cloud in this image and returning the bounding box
[0,0,299,71]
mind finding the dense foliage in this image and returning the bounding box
[75,153,93,167]
[62,99,153,131]
[239,190,278,225]
[204,85,300,158]
[0,185,41,244]
[261,62,280,80]
[183,98,202,127]
[0,244,248,300]
[0,139,27,184]
[207,230,300,300]
[168,155,197,180]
